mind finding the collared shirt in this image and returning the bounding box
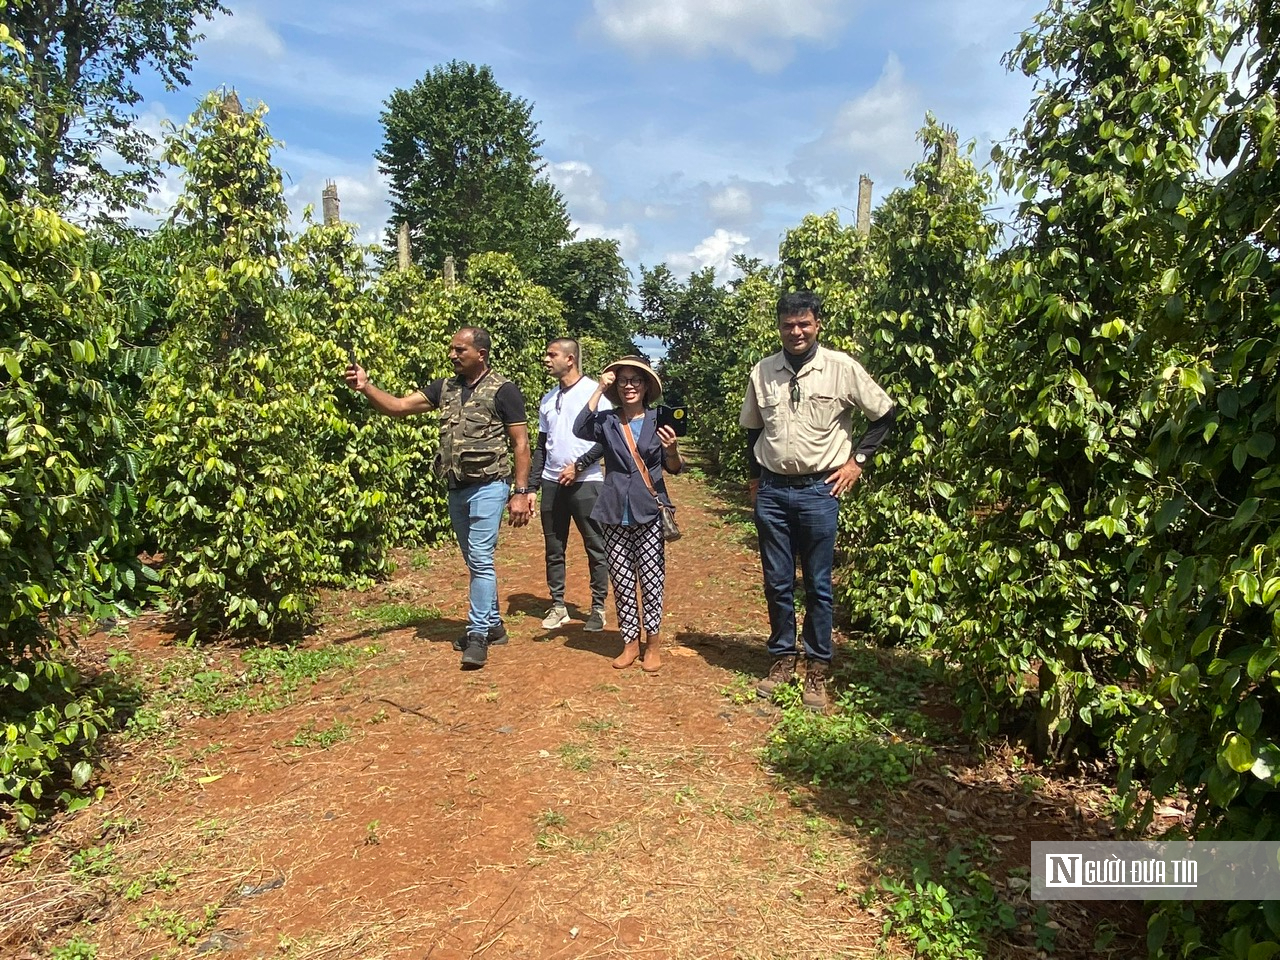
[739,345,894,476]
[537,376,610,482]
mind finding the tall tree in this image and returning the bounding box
[5,0,226,219]
[542,237,639,360]
[377,60,571,278]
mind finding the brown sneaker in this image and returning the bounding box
[802,661,829,712]
[756,655,798,700]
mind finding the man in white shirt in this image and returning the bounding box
[531,338,611,631]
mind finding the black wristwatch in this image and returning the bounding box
[511,486,532,495]
[854,452,869,466]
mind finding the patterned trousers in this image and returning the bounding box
[602,520,665,642]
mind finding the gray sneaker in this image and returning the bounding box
[583,607,607,632]
[541,604,570,629]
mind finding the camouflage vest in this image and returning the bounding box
[434,370,512,486]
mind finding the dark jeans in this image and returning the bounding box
[754,474,840,663]
[539,479,609,610]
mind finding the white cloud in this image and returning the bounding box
[590,0,853,71]
[791,53,921,189]
[547,160,610,222]
[204,7,286,59]
[708,184,753,221]
[193,5,394,116]
[665,228,753,278]
[573,221,642,261]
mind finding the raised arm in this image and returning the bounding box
[344,363,432,416]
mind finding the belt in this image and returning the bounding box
[760,469,830,488]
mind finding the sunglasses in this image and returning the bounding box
[790,375,800,404]
[617,376,647,387]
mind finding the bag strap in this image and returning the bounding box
[620,417,662,501]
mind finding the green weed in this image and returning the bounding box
[356,603,440,628]
[134,903,219,946]
[69,845,117,882]
[51,940,97,960]
[873,843,1017,960]
[286,719,352,750]
[719,673,756,705]
[762,652,938,794]
[558,743,595,772]
[536,809,567,829]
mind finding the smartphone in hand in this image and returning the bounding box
[657,405,688,436]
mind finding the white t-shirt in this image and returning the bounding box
[538,377,611,483]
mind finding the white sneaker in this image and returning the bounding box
[541,604,570,629]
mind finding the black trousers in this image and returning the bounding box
[539,479,609,611]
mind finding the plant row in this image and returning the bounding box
[653,3,1278,957]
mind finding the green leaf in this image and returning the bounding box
[1223,733,1256,773]
[1247,648,1277,681]
[1246,433,1276,459]
[1251,744,1280,784]
[71,761,92,788]
[1238,698,1263,737]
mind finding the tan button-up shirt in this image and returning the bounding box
[739,345,894,476]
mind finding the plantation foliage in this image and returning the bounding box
[3,0,1280,953]
[0,86,566,818]
[656,3,1279,955]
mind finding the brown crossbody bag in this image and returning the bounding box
[620,419,681,542]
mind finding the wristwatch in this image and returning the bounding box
[854,452,868,466]
[511,486,532,495]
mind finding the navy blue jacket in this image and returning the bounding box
[573,406,679,526]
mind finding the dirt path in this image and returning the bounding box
[2,470,1145,959]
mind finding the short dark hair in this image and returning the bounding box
[548,337,580,367]
[458,326,492,359]
[777,291,822,321]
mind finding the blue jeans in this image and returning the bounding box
[447,480,509,636]
[754,476,840,663]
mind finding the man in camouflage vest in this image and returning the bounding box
[346,326,535,670]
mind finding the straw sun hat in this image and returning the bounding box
[602,355,663,406]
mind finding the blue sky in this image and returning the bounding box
[134,0,1044,282]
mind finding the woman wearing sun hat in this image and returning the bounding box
[573,355,684,672]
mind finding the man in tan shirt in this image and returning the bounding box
[739,291,896,711]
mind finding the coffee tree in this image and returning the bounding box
[792,122,998,646]
[918,0,1230,758]
[140,93,327,638]
[1124,1,1280,953]
[0,18,121,825]
[285,213,424,580]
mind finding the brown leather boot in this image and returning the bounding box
[612,640,641,669]
[756,655,798,700]
[641,633,662,673]
[802,660,829,712]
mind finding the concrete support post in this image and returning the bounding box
[856,175,873,236]
[397,222,411,272]
[322,181,340,224]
